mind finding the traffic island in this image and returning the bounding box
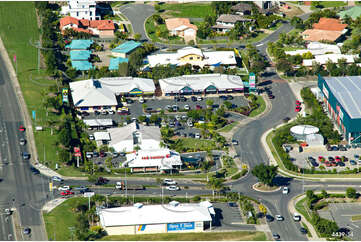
[252,182,281,192]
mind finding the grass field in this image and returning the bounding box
[218,121,239,133]
[43,197,89,241]
[101,231,267,241]
[159,2,213,18]
[249,95,266,117]
[0,2,62,169]
[310,1,347,10]
[177,138,217,152]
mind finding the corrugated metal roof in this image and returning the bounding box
[70,50,91,60]
[324,76,361,119]
[65,39,93,50]
[71,60,93,71]
[108,57,128,70]
[112,40,141,54]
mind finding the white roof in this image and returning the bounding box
[290,125,319,135]
[125,149,182,169]
[305,133,324,143]
[148,47,236,67]
[69,77,155,107]
[93,132,111,141]
[108,122,161,153]
[159,74,243,93]
[303,54,358,66]
[98,201,213,227]
[285,42,341,56]
[84,119,113,127]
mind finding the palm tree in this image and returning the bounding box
[207,177,225,198]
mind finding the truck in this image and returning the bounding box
[115,181,144,190]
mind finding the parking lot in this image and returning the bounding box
[319,203,361,240]
[288,145,361,170]
[212,202,246,230]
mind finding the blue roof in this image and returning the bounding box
[70,50,91,60]
[71,60,94,71]
[66,39,93,50]
[112,41,141,54]
[109,57,129,70]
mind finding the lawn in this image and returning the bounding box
[295,197,311,222]
[43,197,89,241]
[176,138,217,152]
[101,231,266,241]
[159,2,213,18]
[241,32,269,45]
[218,121,239,132]
[249,95,266,117]
[310,1,347,10]
[145,17,184,44]
[0,2,62,168]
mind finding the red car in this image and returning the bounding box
[331,161,337,167]
[60,190,74,196]
[295,106,302,112]
[196,105,202,110]
[318,156,324,162]
[296,100,301,105]
[19,125,25,132]
[325,162,331,167]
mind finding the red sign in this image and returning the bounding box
[13,54,16,63]
[74,153,81,157]
[141,154,170,160]
[74,147,80,153]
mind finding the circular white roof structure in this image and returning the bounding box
[290,125,319,135]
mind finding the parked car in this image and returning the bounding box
[295,100,301,105]
[191,96,197,102]
[282,187,289,194]
[19,125,25,132]
[295,106,301,112]
[19,138,26,146]
[112,152,119,158]
[81,111,90,116]
[227,95,233,100]
[51,176,63,182]
[93,151,99,158]
[331,146,339,151]
[350,160,357,165]
[232,140,238,145]
[86,152,93,159]
[172,105,179,112]
[293,213,301,221]
[266,214,274,222]
[100,150,106,157]
[268,94,275,99]
[196,105,202,110]
[184,105,190,110]
[166,185,180,191]
[195,133,201,139]
[197,96,203,101]
[23,227,31,235]
[74,186,88,190]
[275,215,284,221]
[180,96,187,102]
[101,110,108,115]
[272,234,280,240]
[30,166,40,175]
[328,156,334,162]
[89,134,95,140]
[300,227,308,234]
[219,95,227,100]
[139,97,144,103]
[95,177,109,185]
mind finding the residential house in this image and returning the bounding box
[60,16,115,38]
[65,39,93,50]
[69,77,155,112]
[338,6,361,20]
[69,50,93,71]
[165,18,198,43]
[231,2,253,15]
[212,14,253,33]
[61,0,100,20]
[254,0,279,10]
[303,54,359,67]
[148,46,237,68]
[285,42,341,56]
[301,18,348,42]
[112,41,142,58]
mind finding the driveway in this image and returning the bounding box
[116,4,154,40]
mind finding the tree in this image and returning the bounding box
[58,121,72,147]
[206,99,214,108]
[152,14,164,24]
[134,33,142,41]
[58,149,70,163]
[346,187,358,199]
[207,177,225,197]
[118,62,128,76]
[276,58,293,75]
[251,164,278,186]
[311,1,323,8]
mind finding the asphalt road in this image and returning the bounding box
[0,51,51,241]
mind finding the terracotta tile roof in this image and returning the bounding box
[79,19,90,27]
[302,29,342,42]
[89,20,115,30]
[60,16,79,29]
[165,18,198,31]
[312,18,348,31]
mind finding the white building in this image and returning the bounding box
[69,77,155,112]
[212,14,253,33]
[290,125,319,141]
[285,42,341,56]
[305,133,324,147]
[147,47,237,68]
[61,0,100,20]
[254,0,279,10]
[303,54,359,67]
[124,149,182,173]
[107,122,161,153]
[159,74,243,96]
[98,201,214,235]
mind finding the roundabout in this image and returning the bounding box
[252,182,281,193]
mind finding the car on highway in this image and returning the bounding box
[60,190,74,196]
[74,186,88,190]
[23,227,31,235]
[275,215,284,221]
[282,187,289,194]
[80,188,92,194]
[51,176,63,182]
[163,179,177,185]
[19,125,25,132]
[272,233,280,240]
[166,185,180,191]
[266,214,274,222]
[22,152,30,160]
[58,185,71,191]
[30,166,40,175]
[293,213,301,221]
[19,138,26,146]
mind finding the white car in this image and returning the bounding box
[184,105,190,110]
[139,97,144,103]
[195,133,200,139]
[293,213,301,221]
[275,215,284,221]
[282,187,289,194]
[163,179,177,185]
[89,135,95,140]
[58,185,70,191]
[166,185,180,191]
[197,96,203,101]
[175,115,181,121]
[108,110,115,115]
[101,110,108,115]
[51,176,63,182]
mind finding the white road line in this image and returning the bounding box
[0,214,6,241]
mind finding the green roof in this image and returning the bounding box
[112,41,141,54]
[70,50,91,60]
[108,57,129,70]
[338,6,361,20]
[71,60,93,71]
[66,39,93,50]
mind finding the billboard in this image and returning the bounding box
[62,88,69,103]
[167,222,195,231]
[249,72,256,91]
[136,224,165,233]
